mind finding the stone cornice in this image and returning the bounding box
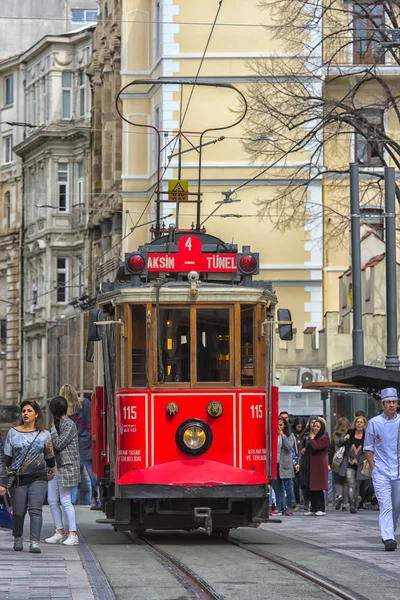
[14,124,91,157]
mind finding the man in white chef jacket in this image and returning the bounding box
[364,388,400,551]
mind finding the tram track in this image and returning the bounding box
[125,532,223,600]
[126,530,368,600]
[227,535,368,600]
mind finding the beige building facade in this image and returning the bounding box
[11,27,95,407]
[118,0,326,346]
[88,0,123,291]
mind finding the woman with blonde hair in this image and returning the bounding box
[60,384,82,416]
[59,384,100,510]
[336,415,369,513]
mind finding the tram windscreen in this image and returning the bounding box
[159,308,190,382]
[240,305,254,386]
[196,308,230,382]
[131,305,147,387]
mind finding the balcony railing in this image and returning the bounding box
[324,35,385,66]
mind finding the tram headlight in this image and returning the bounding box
[176,419,213,456]
[183,426,206,450]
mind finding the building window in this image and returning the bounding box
[353,4,385,65]
[58,163,69,212]
[76,162,84,225]
[43,77,48,122]
[77,258,84,296]
[5,191,11,229]
[4,75,13,106]
[0,318,6,340]
[3,135,13,164]
[355,108,384,166]
[57,258,68,303]
[62,72,72,119]
[79,72,85,117]
[71,9,98,23]
[32,86,37,125]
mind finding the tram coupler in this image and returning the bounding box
[194,507,213,535]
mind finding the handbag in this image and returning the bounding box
[332,445,345,466]
[331,446,345,473]
[0,491,13,530]
[6,430,41,488]
[361,459,372,477]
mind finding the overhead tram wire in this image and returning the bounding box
[180,0,225,129]
[199,43,393,226]
[0,14,303,29]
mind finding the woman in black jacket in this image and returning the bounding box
[336,416,369,513]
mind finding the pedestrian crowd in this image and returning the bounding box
[0,384,100,553]
[271,387,400,551]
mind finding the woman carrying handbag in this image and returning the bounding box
[4,400,56,553]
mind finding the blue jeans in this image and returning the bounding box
[272,473,296,512]
[71,459,99,504]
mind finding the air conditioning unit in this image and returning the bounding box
[296,368,325,386]
[297,368,313,386]
[312,369,324,382]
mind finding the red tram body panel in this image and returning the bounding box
[89,231,291,535]
[115,390,267,485]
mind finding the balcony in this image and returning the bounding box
[324,35,385,66]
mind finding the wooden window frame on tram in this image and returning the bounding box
[111,302,267,391]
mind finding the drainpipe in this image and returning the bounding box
[349,163,364,365]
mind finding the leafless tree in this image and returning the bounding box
[245,0,400,245]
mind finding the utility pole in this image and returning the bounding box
[350,163,364,365]
[384,166,400,370]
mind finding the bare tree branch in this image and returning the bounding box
[244,0,400,244]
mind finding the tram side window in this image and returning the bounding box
[131,305,147,387]
[159,308,190,382]
[196,308,230,382]
[240,305,254,386]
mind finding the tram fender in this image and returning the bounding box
[117,458,268,486]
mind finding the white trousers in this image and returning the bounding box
[48,478,77,532]
[372,471,400,541]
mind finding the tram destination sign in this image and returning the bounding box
[147,235,237,273]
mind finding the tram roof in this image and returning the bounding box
[97,280,278,305]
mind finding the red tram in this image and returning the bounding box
[88,232,292,535]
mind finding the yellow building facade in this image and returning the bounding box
[118,0,328,342]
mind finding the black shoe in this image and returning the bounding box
[335,495,343,510]
[384,539,397,551]
[350,505,357,514]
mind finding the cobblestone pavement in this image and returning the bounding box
[0,507,97,600]
[261,507,400,575]
[1,504,399,600]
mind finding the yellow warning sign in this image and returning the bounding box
[168,179,189,202]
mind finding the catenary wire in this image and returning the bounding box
[180,0,224,128]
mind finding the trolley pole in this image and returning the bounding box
[384,166,400,370]
[350,163,364,365]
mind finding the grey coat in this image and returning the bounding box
[278,433,295,479]
[51,417,81,488]
[337,431,369,481]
